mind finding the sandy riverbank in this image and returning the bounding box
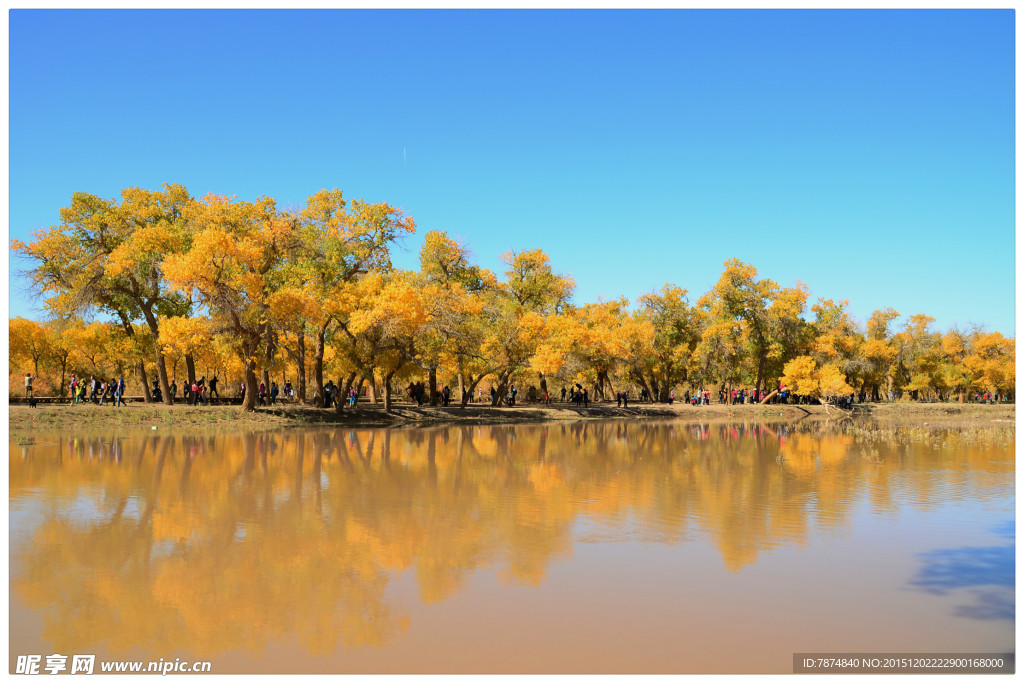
[7,400,1015,433]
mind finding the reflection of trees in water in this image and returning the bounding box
[10,423,1014,657]
[14,433,410,658]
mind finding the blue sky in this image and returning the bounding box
[8,9,1015,335]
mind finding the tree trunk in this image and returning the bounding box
[185,354,197,387]
[461,373,487,407]
[336,372,357,414]
[428,366,438,405]
[492,371,511,406]
[755,352,766,396]
[313,327,326,407]
[383,371,396,413]
[261,333,271,392]
[242,357,258,412]
[353,374,365,408]
[603,372,616,402]
[297,331,307,401]
[459,373,466,404]
[138,361,152,402]
[369,372,377,403]
[263,327,276,393]
[649,373,660,401]
[296,355,307,402]
[140,306,172,405]
[634,373,652,402]
[155,353,173,405]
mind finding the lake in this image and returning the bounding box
[9,420,1015,673]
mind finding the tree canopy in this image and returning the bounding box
[12,184,1014,408]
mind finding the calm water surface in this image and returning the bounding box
[9,420,1014,673]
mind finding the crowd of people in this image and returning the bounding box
[152,375,222,405]
[28,371,1011,409]
[311,380,351,408]
[63,374,128,407]
[238,379,302,406]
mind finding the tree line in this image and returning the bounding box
[11,183,1015,410]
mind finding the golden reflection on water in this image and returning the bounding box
[9,421,1014,672]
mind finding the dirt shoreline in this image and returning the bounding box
[7,400,1015,433]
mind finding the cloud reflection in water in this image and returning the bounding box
[911,524,1014,621]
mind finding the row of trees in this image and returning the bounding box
[11,184,1015,410]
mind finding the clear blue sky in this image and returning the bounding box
[9,9,1015,335]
